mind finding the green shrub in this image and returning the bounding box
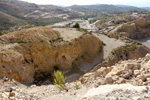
[73,22,80,28]
[17,40,24,43]
[54,70,66,91]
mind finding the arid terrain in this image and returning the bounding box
[0,0,150,100]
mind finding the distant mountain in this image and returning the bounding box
[68,4,145,14]
[0,0,84,30]
[115,4,134,7]
[142,7,150,11]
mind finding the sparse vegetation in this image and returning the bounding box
[49,37,64,44]
[73,80,80,89]
[53,70,66,91]
[17,40,24,43]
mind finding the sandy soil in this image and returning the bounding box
[53,28,83,41]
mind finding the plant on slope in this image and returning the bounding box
[53,70,66,91]
[73,22,80,28]
[73,80,80,89]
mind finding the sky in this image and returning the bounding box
[20,0,150,7]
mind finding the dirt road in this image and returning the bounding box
[93,33,125,59]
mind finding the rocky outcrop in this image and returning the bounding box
[135,18,149,27]
[109,17,150,39]
[0,27,103,84]
[119,23,137,33]
[80,53,150,87]
[92,42,150,71]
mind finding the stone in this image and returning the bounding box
[120,70,132,79]
[105,77,113,84]
[3,77,9,81]
[4,87,12,92]
[94,67,112,78]
[9,92,15,97]
[134,70,140,76]
[117,78,126,84]
[97,79,105,85]
[137,75,146,81]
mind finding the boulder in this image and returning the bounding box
[105,77,113,84]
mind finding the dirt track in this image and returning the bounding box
[93,33,125,59]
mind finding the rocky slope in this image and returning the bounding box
[0,26,103,84]
[109,16,150,39]
[1,53,150,100]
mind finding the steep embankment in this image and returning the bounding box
[0,26,103,84]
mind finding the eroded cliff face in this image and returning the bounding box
[0,27,103,84]
[109,17,150,39]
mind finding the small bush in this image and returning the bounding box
[53,70,66,91]
[73,80,80,89]
[17,40,24,43]
[73,22,80,28]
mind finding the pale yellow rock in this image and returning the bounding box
[119,23,136,33]
[0,27,103,84]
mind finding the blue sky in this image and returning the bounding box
[21,0,150,7]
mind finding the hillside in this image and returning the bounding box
[68,4,145,15]
[0,0,84,31]
[0,0,148,31]
[0,11,27,31]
